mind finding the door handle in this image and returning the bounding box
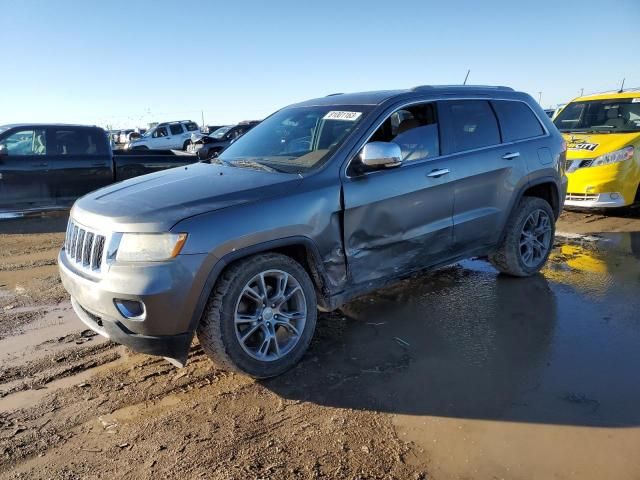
[502,152,520,160]
[427,168,450,178]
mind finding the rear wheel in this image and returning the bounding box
[489,197,555,277]
[183,140,191,151]
[197,253,317,378]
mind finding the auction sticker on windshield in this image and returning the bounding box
[323,111,363,121]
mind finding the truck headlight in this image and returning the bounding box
[116,233,188,262]
[591,146,634,167]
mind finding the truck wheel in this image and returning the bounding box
[183,140,191,151]
[197,253,317,378]
[489,197,555,277]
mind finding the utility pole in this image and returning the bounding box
[201,110,205,128]
[538,92,542,104]
[580,87,584,96]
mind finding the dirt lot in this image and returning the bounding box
[1,208,639,479]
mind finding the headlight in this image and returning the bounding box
[590,146,634,167]
[116,233,188,262]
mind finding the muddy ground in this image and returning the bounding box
[0,208,639,479]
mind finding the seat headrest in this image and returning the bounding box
[397,118,420,135]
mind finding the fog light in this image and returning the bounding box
[610,192,620,200]
[114,299,145,320]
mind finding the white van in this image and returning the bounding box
[127,121,199,150]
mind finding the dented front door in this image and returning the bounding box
[341,160,455,284]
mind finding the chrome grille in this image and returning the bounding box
[64,219,107,272]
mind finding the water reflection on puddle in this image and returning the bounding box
[268,231,640,428]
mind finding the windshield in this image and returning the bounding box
[554,98,640,133]
[218,105,372,173]
[0,125,10,135]
[209,126,231,139]
[142,127,155,138]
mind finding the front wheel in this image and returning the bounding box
[489,197,555,277]
[197,253,317,378]
[183,140,191,151]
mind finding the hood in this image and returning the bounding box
[72,162,302,232]
[562,132,640,159]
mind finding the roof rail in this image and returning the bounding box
[326,92,343,96]
[411,84,514,92]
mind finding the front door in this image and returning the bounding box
[46,127,113,206]
[342,102,455,284]
[0,127,49,211]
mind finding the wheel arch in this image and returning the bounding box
[187,236,331,332]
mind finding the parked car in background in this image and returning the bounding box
[544,109,555,118]
[192,121,259,158]
[127,120,200,151]
[189,125,230,147]
[554,89,640,208]
[0,123,198,212]
[58,85,566,378]
[204,125,224,134]
[118,129,135,144]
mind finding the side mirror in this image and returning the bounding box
[359,141,402,168]
[0,144,7,156]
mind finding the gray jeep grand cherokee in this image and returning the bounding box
[59,85,567,378]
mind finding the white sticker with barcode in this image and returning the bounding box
[323,111,362,121]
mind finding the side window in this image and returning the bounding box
[492,100,544,142]
[153,126,168,138]
[169,124,183,135]
[440,100,500,154]
[53,129,107,155]
[185,122,199,132]
[0,129,47,155]
[368,103,440,163]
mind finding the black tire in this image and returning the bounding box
[489,197,555,277]
[197,253,317,378]
[183,140,191,151]
[131,145,148,150]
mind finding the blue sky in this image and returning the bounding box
[2,0,639,128]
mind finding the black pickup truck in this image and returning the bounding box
[0,124,198,213]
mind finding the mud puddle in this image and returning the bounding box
[266,231,640,479]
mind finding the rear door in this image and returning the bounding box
[437,99,530,253]
[0,127,49,211]
[46,127,112,206]
[168,123,186,149]
[342,102,456,284]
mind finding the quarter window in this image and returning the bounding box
[185,122,199,132]
[492,100,544,142]
[169,124,183,135]
[440,100,500,154]
[0,129,47,155]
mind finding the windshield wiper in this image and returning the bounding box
[229,159,278,173]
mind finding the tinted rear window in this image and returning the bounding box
[185,122,199,131]
[53,128,108,155]
[169,124,183,135]
[492,100,544,142]
[440,100,500,154]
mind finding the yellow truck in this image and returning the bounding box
[553,90,640,208]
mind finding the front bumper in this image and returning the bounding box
[59,248,211,365]
[70,297,192,366]
[565,161,639,208]
[564,192,627,208]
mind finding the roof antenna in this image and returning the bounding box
[463,69,471,85]
[619,78,626,93]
